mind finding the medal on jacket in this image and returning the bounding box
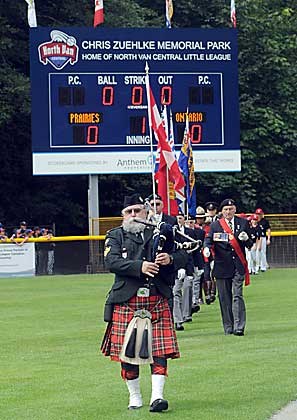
[122,247,127,258]
[213,232,228,242]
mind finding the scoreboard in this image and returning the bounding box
[30,28,240,175]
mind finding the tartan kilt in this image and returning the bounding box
[101,295,180,361]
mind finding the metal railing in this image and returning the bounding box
[1,229,295,275]
[91,214,297,235]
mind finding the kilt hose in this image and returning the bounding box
[101,295,180,361]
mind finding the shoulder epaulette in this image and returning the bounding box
[106,226,122,235]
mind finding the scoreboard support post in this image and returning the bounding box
[88,174,99,236]
[88,174,99,272]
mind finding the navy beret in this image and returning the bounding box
[219,198,235,210]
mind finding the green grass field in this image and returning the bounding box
[1,268,297,420]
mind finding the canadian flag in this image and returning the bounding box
[94,0,104,27]
[148,87,185,192]
[146,73,185,214]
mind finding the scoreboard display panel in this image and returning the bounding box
[30,28,240,175]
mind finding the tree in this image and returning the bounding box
[0,0,296,234]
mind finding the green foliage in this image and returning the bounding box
[0,0,296,230]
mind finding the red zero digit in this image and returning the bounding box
[191,124,202,143]
[87,126,99,144]
[161,86,172,105]
[131,86,143,105]
[102,86,114,105]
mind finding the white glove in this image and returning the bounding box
[177,268,186,280]
[238,231,249,242]
[194,267,204,276]
[203,247,210,258]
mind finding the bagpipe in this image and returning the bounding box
[133,218,202,258]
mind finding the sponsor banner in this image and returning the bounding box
[33,150,240,175]
[0,243,35,277]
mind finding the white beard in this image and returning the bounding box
[122,218,146,234]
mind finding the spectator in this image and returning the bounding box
[38,228,50,275]
[0,224,8,242]
[10,221,30,246]
[47,229,55,275]
[249,215,262,275]
[255,208,271,272]
[33,226,42,274]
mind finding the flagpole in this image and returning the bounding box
[185,109,189,220]
[166,167,171,215]
[145,62,157,215]
[163,105,171,216]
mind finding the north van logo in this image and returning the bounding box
[38,30,79,70]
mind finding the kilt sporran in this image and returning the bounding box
[101,295,180,362]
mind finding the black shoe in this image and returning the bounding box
[191,305,200,314]
[234,330,244,336]
[210,294,216,303]
[175,323,184,331]
[183,317,192,323]
[205,295,211,305]
[224,330,233,335]
[149,399,168,412]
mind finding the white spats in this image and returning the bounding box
[150,374,166,405]
[126,378,143,409]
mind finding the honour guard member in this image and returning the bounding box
[205,202,219,223]
[185,215,205,314]
[101,193,188,412]
[147,193,177,226]
[203,199,253,336]
[172,211,195,329]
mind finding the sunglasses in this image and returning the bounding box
[124,207,144,215]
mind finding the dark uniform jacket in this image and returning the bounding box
[104,225,188,304]
[258,218,271,237]
[250,225,261,244]
[162,213,177,226]
[175,226,195,276]
[191,227,205,270]
[204,216,253,279]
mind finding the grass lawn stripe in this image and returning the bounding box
[0,268,296,419]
